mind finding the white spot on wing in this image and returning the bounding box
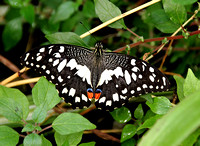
[59,46,65,53]
[131,90,135,94]
[39,47,45,52]
[149,67,154,72]
[81,94,88,102]
[162,77,166,86]
[54,53,61,58]
[113,93,119,101]
[41,65,46,70]
[53,59,59,66]
[46,70,50,74]
[142,84,147,88]
[24,53,30,61]
[137,87,141,91]
[75,97,80,103]
[122,88,128,94]
[124,70,131,85]
[131,59,136,66]
[67,59,77,70]
[58,76,63,82]
[57,59,67,72]
[106,100,112,106]
[69,88,76,97]
[36,56,42,61]
[132,67,140,72]
[99,97,106,103]
[120,95,127,100]
[114,67,123,78]
[149,75,155,82]
[132,73,137,81]
[62,88,68,94]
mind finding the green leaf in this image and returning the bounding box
[52,113,96,135]
[121,138,136,146]
[174,75,185,101]
[41,134,52,146]
[7,0,23,8]
[79,142,96,146]
[172,0,197,5]
[121,124,137,143]
[39,19,60,35]
[2,17,23,51]
[140,94,153,103]
[0,85,29,122]
[110,106,132,123]
[46,32,88,48]
[32,105,47,123]
[146,96,172,115]
[134,104,144,120]
[139,91,200,146]
[163,0,187,24]
[0,126,19,146]
[181,128,200,146]
[32,77,61,111]
[143,110,156,121]
[55,131,83,146]
[51,1,78,23]
[24,133,42,146]
[83,0,96,18]
[94,0,126,29]
[147,8,179,33]
[20,4,35,24]
[22,123,35,132]
[183,69,200,97]
[137,115,162,131]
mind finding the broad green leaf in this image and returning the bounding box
[55,131,83,146]
[79,142,96,146]
[110,106,131,123]
[83,0,96,18]
[32,77,61,111]
[146,96,172,115]
[2,17,22,51]
[143,110,156,121]
[172,0,197,5]
[24,133,42,146]
[181,128,200,146]
[0,85,29,122]
[32,105,47,123]
[20,4,35,24]
[137,115,162,131]
[46,32,88,48]
[121,138,136,146]
[51,1,78,23]
[39,19,60,35]
[183,69,200,97]
[41,134,52,146]
[52,113,96,135]
[163,0,187,24]
[0,126,19,146]
[7,0,23,8]
[139,91,200,146]
[121,124,137,143]
[134,104,144,120]
[147,8,179,33]
[174,75,185,101]
[140,94,153,103]
[94,0,126,29]
[22,123,35,132]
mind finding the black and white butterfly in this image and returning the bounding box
[21,42,170,111]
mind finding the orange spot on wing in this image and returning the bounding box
[94,93,101,100]
[87,92,94,99]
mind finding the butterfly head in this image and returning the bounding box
[94,42,103,56]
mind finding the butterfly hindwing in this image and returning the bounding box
[21,44,93,108]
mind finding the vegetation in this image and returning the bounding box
[0,0,200,145]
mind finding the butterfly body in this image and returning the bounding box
[21,43,170,111]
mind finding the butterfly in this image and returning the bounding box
[20,42,170,111]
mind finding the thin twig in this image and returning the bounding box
[80,0,161,38]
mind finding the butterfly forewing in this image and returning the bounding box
[21,44,170,111]
[95,53,170,110]
[21,44,93,108]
